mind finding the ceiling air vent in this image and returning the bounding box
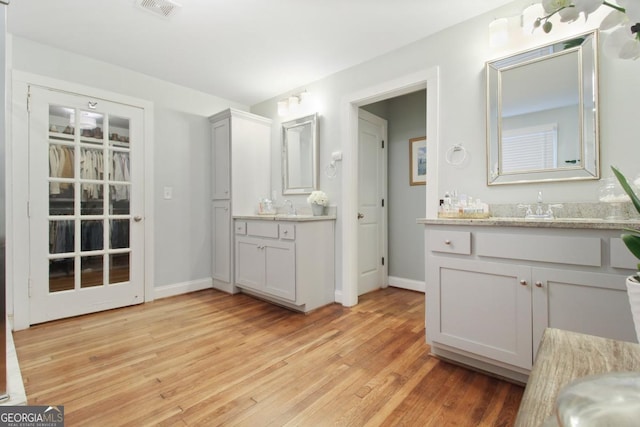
[137,0,182,19]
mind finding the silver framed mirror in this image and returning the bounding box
[486,31,599,185]
[282,113,319,195]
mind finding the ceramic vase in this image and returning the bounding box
[311,203,324,216]
[553,372,640,426]
[626,276,640,343]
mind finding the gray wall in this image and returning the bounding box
[362,91,426,282]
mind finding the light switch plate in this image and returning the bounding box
[163,186,173,200]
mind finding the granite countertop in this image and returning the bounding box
[234,214,337,222]
[417,217,640,230]
[515,328,640,426]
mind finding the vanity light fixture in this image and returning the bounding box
[277,100,289,116]
[522,3,544,35]
[288,95,300,113]
[277,90,311,116]
[489,18,509,47]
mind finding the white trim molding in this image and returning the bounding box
[388,276,425,293]
[340,67,440,308]
[154,278,213,300]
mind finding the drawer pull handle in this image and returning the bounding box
[519,279,528,286]
[283,230,288,234]
[444,240,451,245]
[535,281,543,288]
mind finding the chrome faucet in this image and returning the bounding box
[283,199,296,215]
[518,191,563,219]
[535,191,544,216]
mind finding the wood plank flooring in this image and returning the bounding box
[13,287,523,426]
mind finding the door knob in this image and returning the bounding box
[134,215,143,222]
[357,213,364,219]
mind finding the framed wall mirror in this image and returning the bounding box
[486,31,599,185]
[282,113,319,195]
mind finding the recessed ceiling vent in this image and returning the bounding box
[137,0,182,19]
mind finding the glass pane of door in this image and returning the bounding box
[47,104,133,293]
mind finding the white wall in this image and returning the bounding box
[251,0,640,294]
[9,36,246,292]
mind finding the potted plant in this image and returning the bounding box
[611,166,640,342]
[307,190,328,216]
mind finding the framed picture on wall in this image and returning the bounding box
[410,136,426,186]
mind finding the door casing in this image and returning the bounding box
[9,71,155,330]
[340,67,440,307]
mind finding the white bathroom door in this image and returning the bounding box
[28,86,145,324]
[357,109,387,296]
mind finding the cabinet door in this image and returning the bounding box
[532,268,637,355]
[211,118,230,200]
[428,257,532,369]
[212,201,231,283]
[264,240,296,302]
[235,236,264,291]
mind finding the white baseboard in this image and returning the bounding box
[154,278,213,300]
[388,276,425,293]
[334,289,343,304]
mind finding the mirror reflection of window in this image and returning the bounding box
[500,51,579,174]
[501,124,558,173]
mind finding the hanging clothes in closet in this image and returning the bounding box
[49,145,74,195]
[112,152,130,201]
[81,148,104,200]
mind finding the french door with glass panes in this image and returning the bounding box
[28,86,145,324]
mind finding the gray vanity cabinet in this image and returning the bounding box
[234,218,335,312]
[424,221,637,382]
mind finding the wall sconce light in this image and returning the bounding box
[522,3,544,35]
[288,95,300,113]
[277,90,311,116]
[277,100,289,116]
[489,18,509,47]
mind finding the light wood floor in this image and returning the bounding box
[14,287,523,426]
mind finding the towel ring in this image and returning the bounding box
[446,144,467,166]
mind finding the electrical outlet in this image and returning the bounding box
[163,186,173,200]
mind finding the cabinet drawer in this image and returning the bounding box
[247,221,279,238]
[611,238,638,270]
[279,224,295,240]
[429,230,471,255]
[476,233,601,267]
[235,221,246,235]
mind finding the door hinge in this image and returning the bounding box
[381,257,385,266]
[381,140,385,149]
[27,89,31,112]
[28,278,32,298]
[27,201,30,218]
[381,199,384,207]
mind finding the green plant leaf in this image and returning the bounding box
[611,166,640,213]
[622,234,640,260]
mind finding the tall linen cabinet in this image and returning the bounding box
[209,109,272,293]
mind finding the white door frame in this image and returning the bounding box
[340,67,440,307]
[9,71,155,330]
